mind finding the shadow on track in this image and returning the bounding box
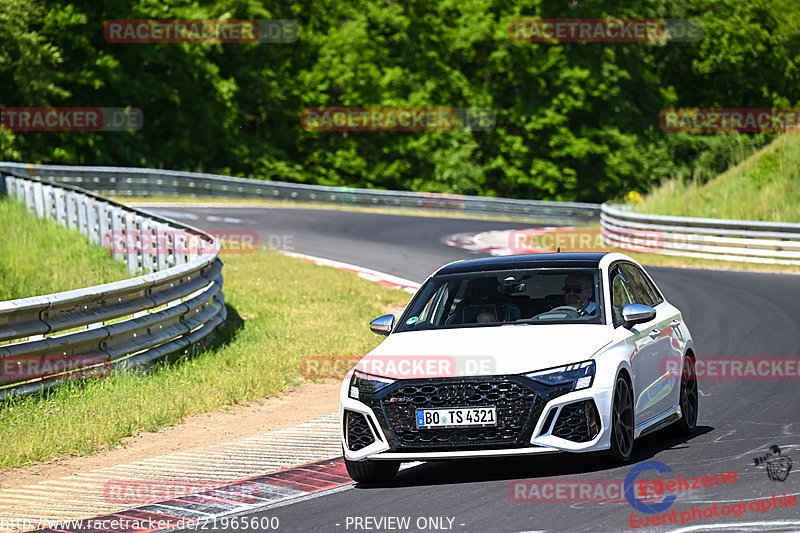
[354,425,713,489]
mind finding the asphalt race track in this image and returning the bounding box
[149,205,800,533]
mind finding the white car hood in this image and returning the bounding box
[362,325,613,378]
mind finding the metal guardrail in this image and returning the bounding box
[0,171,226,398]
[0,163,601,223]
[602,203,800,265]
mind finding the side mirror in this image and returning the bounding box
[622,303,656,329]
[369,314,395,336]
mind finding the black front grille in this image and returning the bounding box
[345,410,376,451]
[552,400,600,442]
[372,377,546,451]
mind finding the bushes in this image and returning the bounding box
[2,0,798,201]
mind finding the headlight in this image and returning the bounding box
[524,360,595,391]
[349,370,395,399]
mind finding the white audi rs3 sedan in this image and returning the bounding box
[339,253,698,483]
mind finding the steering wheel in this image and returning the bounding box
[548,305,588,317]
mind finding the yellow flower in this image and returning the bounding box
[624,190,643,204]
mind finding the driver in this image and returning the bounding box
[563,272,596,314]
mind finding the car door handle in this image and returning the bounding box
[649,329,661,339]
[670,320,681,327]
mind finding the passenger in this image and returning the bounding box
[476,309,496,323]
[563,272,596,314]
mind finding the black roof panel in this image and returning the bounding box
[436,253,609,275]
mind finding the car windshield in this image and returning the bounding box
[396,268,604,332]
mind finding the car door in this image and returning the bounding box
[620,263,682,422]
[610,263,662,426]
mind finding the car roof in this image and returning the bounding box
[435,253,609,275]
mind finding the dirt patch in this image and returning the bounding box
[0,379,342,490]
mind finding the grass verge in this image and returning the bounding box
[0,198,131,300]
[635,133,800,222]
[0,249,411,469]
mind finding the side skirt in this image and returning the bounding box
[635,405,681,439]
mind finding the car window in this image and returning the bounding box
[620,263,657,307]
[610,267,634,325]
[639,266,664,305]
[413,283,449,327]
[396,268,603,331]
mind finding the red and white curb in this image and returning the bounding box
[445,228,563,256]
[0,413,343,533]
[30,458,352,533]
[281,251,420,293]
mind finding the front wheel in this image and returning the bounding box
[344,458,400,483]
[606,375,635,464]
[669,356,698,436]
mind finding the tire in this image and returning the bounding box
[607,374,635,465]
[344,458,400,483]
[669,356,698,436]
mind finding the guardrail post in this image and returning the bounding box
[77,195,89,237]
[0,173,6,197]
[54,187,66,224]
[125,213,140,273]
[9,177,21,201]
[33,181,45,217]
[66,191,79,229]
[23,180,35,213]
[174,230,187,266]
[86,198,99,245]
[156,222,169,271]
[140,219,155,273]
[97,202,111,250]
[42,184,55,220]
[110,206,124,263]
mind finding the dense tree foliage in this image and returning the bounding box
[1,0,798,201]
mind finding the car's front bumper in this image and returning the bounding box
[340,375,615,462]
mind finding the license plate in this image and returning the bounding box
[415,407,497,428]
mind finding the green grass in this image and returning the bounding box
[634,133,800,222]
[0,199,131,300]
[0,249,411,469]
